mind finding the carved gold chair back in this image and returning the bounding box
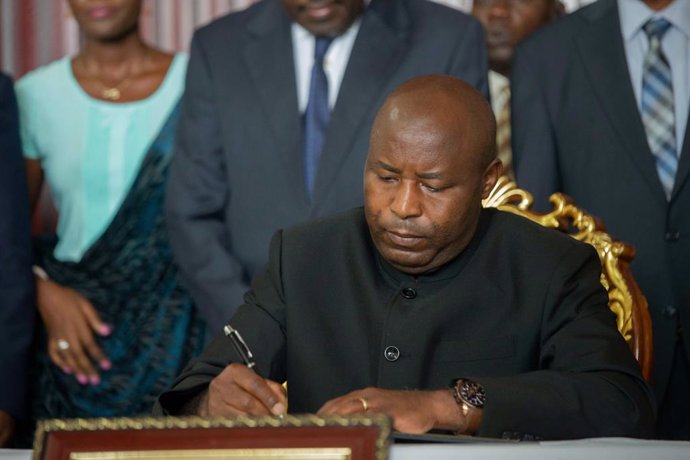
[482,176,653,381]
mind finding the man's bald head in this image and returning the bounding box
[371,75,497,173]
[363,76,502,275]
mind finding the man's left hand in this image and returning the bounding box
[317,388,461,434]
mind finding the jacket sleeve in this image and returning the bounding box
[511,42,561,211]
[475,245,655,439]
[165,33,250,329]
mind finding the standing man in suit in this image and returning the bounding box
[471,0,563,178]
[165,0,489,331]
[511,0,689,439]
[0,72,35,446]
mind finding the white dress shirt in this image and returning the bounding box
[291,20,362,112]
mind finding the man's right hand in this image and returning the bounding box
[36,278,112,385]
[199,363,287,417]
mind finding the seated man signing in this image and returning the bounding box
[156,76,654,440]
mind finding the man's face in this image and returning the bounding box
[364,106,497,275]
[472,0,561,75]
[68,0,141,42]
[282,0,365,37]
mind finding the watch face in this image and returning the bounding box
[459,379,486,409]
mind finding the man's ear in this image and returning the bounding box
[481,159,503,199]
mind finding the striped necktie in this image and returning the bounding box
[303,37,333,199]
[641,18,677,200]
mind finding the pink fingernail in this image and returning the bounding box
[272,403,286,415]
[77,374,88,385]
[100,360,112,370]
[89,375,101,385]
[99,325,112,335]
[62,367,72,374]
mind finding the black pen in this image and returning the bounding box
[223,323,256,370]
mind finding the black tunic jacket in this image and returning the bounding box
[157,207,654,440]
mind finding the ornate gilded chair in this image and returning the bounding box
[482,177,653,381]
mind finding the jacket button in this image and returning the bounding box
[401,287,417,299]
[664,231,680,242]
[384,346,400,362]
[662,305,677,317]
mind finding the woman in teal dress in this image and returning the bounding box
[16,0,204,422]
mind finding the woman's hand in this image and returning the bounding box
[36,278,112,385]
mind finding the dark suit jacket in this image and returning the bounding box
[511,0,689,409]
[0,72,35,420]
[158,208,654,440]
[165,0,489,329]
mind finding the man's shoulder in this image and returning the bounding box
[193,0,277,43]
[0,72,11,88]
[277,208,370,256]
[353,0,479,40]
[488,209,595,260]
[517,0,616,58]
[405,0,473,21]
[396,0,481,33]
[0,72,13,103]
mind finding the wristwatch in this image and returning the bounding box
[449,378,485,434]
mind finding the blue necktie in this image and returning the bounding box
[303,37,333,199]
[641,18,677,200]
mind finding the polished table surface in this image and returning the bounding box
[6,438,690,460]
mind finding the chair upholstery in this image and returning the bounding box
[483,176,653,381]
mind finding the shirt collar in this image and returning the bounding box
[489,71,510,106]
[618,0,690,42]
[489,70,509,95]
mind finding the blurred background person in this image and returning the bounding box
[471,0,564,179]
[0,0,596,82]
[15,0,204,426]
[0,72,34,447]
[511,0,689,439]
[2,1,256,240]
[165,0,490,332]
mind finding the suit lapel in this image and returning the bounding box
[243,2,304,198]
[671,116,690,199]
[575,0,667,203]
[312,0,410,209]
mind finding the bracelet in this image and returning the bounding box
[32,265,50,281]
